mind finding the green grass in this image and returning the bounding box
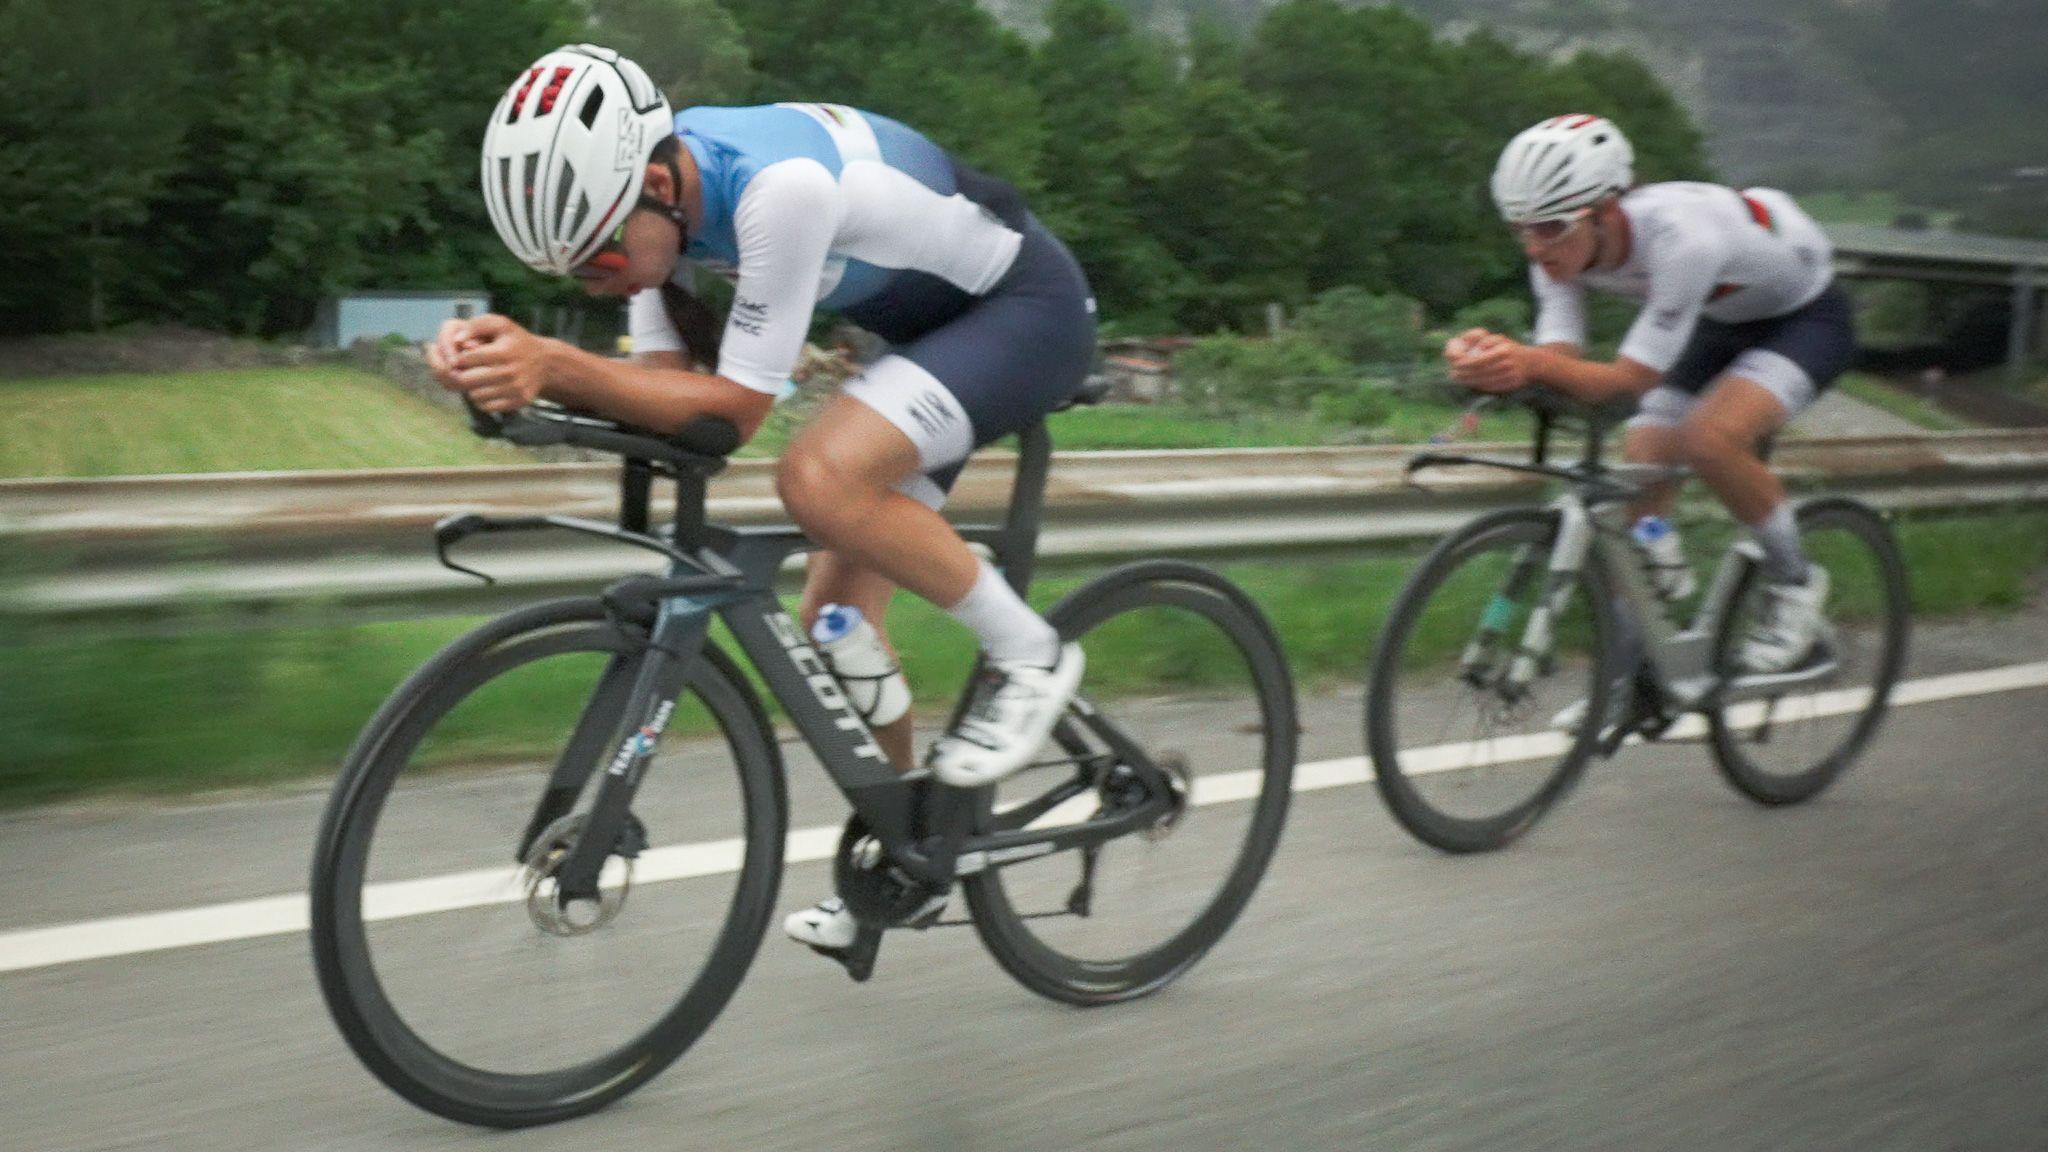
[0,367,516,478]
[1050,398,1531,449]
[5,507,2047,807]
[1837,373,1976,432]
[1797,191,1957,230]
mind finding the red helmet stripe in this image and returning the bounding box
[509,67,543,119]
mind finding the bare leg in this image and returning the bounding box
[1622,423,1685,523]
[1678,376,1791,525]
[777,395,980,606]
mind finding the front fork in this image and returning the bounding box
[540,597,718,903]
[1462,505,1595,699]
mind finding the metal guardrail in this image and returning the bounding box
[7,431,2048,622]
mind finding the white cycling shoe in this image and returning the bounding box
[926,643,1085,788]
[1741,566,1832,674]
[783,894,947,950]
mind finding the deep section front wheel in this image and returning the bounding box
[963,561,1297,1005]
[310,599,786,1128]
[1365,507,1618,853]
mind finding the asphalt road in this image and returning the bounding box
[4,612,2047,1151]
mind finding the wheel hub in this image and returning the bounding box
[520,814,634,936]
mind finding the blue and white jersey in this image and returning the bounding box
[628,103,1026,396]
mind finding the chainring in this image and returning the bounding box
[832,815,945,927]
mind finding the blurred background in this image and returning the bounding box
[3,0,2046,1148]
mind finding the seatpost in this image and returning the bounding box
[670,469,708,546]
[620,459,653,534]
[1532,409,1553,466]
[1583,417,1608,470]
[1000,421,1054,595]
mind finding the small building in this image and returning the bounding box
[311,290,491,349]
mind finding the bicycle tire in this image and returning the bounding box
[310,598,786,1128]
[1707,497,1910,805]
[964,560,1297,1005]
[1366,507,1619,853]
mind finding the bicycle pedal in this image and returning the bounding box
[811,924,884,983]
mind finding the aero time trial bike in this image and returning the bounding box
[310,392,1296,1127]
[1365,390,1909,853]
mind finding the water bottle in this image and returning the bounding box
[1630,515,1697,602]
[811,604,912,726]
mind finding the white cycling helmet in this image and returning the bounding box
[481,44,675,275]
[1490,114,1635,224]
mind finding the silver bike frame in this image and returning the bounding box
[1537,465,1840,714]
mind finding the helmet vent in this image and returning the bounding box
[553,159,578,234]
[536,66,574,116]
[521,152,542,248]
[507,67,542,124]
[578,88,605,129]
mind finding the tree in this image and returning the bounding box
[1031,0,1188,327]
[0,0,188,334]
[585,0,756,107]
[1243,1,1468,307]
[722,0,1045,188]
[1149,25,1316,331]
[142,0,584,334]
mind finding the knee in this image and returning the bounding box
[776,446,847,535]
[1677,415,1750,468]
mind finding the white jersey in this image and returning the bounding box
[1529,182,1833,373]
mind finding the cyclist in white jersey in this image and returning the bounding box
[424,46,1097,953]
[1446,114,1856,676]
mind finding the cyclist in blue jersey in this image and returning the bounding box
[1445,115,1854,678]
[426,45,1095,953]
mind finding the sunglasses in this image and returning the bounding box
[1511,210,1590,246]
[572,223,631,280]
[572,191,693,280]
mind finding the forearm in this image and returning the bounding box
[538,340,773,439]
[1521,345,1658,404]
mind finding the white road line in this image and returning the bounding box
[5,659,2046,976]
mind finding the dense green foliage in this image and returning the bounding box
[0,0,1708,339]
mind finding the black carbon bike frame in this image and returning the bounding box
[439,401,1173,909]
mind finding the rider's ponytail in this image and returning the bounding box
[658,281,723,371]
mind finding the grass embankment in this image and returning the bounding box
[2,364,1518,479]
[0,367,515,478]
[4,508,2046,807]
[1836,374,1976,432]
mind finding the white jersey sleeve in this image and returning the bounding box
[626,286,684,357]
[1529,265,1588,349]
[715,158,844,397]
[1615,223,1731,371]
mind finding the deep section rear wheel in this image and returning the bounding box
[310,599,786,1128]
[1707,498,1909,805]
[1366,508,1618,853]
[964,561,1296,1005]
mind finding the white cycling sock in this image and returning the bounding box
[1747,503,1810,585]
[946,560,1060,666]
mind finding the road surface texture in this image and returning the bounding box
[3,611,2046,1151]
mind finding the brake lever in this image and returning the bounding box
[431,514,495,585]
